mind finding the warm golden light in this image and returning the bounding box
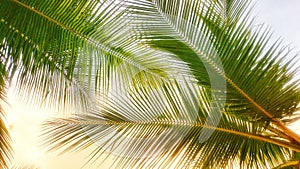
[5,87,115,168]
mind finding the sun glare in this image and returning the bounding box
[4,85,114,168]
[5,87,48,168]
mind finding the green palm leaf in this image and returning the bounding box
[41,0,300,168]
[1,0,190,109]
[1,0,300,168]
[0,0,192,167]
[127,0,300,141]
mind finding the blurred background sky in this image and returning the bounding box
[4,1,300,168]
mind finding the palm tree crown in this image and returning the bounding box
[1,0,300,168]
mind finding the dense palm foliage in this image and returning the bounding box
[1,0,300,168]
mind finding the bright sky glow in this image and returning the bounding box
[5,88,115,168]
[4,1,300,168]
[255,0,300,51]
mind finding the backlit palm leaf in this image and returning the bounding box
[0,0,191,167]
[1,0,300,168]
[1,0,190,111]
[0,53,12,168]
[138,0,300,119]
[41,0,300,168]
[41,80,299,168]
[128,0,300,140]
[0,90,12,168]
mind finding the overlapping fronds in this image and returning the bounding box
[124,0,300,141]
[1,0,191,112]
[41,80,299,168]
[1,0,300,168]
[129,0,300,119]
[0,0,193,167]
[39,0,300,168]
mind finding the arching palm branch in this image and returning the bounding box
[1,0,300,168]
[1,0,188,167]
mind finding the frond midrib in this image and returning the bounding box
[273,160,299,169]
[9,0,168,83]
[150,0,300,144]
[48,118,300,152]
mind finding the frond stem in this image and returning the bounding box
[273,160,299,169]
[151,0,300,145]
[10,0,168,83]
[47,119,300,152]
[226,78,300,144]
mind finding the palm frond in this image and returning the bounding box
[273,160,299,169]
[0,116,12,169]
[0,56,12,168]
[1,0,193,112]
[2,0,300,168]
[11,67,90,115]
[0,90,13,169]
[41,79,300,168]
[123,0,300,142]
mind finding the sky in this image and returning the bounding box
[255,0,300,52]
[4,1,300,169]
